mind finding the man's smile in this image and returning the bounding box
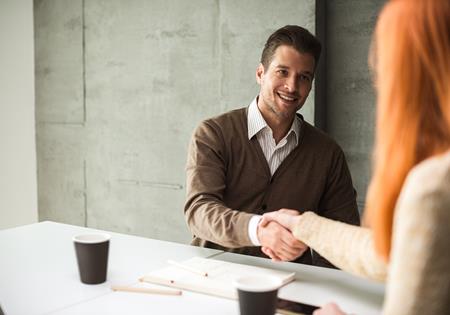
[277,92,299,104]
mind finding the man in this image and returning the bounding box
[184,25,359,268]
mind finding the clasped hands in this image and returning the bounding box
[257,209,306,261]
[258,211,347,315]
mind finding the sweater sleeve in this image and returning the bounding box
[382,158,450,315]
[293,211,387,281]
[184,120,254,248]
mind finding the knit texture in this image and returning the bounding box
[294,151,450,314]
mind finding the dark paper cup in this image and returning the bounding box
[234,275,283,315]
[73,233,110,284]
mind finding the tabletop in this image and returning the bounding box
[0,221,385,315]
[0,221,221,315]
[215,253,384,315]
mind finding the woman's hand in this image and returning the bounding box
[313,303,347,315]
[259,209,306,261]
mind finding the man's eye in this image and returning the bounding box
[300,75,311,82]
[277,70,288,76]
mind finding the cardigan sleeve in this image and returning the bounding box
[293,211,387,281]
[184,120,254,248]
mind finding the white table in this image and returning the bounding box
[0,222,385,315]
[215,253,384,315]
[0,221,221,315]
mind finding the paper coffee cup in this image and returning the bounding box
[234,275,282,315]
[73,233,110,284]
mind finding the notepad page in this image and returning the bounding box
[140,257,295,299]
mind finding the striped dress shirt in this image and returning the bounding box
[247,97,301,245]
[247,98,301,175]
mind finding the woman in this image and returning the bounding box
[260,0,450,314]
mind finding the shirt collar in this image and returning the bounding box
[247,97,301,145]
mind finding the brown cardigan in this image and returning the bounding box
[184,107,360,267]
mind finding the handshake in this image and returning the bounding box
[257,209,307,262]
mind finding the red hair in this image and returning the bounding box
[365,0,450,261]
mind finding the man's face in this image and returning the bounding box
[256,45,315,121]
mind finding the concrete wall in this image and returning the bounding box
[0,0,38,229]
[35,0,387,242]
[325,0,385,210]
[35,0,315,243]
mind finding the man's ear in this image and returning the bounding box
[256,63,265,84]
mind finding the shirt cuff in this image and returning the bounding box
[248,215,263,246]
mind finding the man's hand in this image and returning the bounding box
[257,220,308,261]
[260,208,302,231]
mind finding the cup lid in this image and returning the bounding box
[73,233,111,244]
[234,275,283,292]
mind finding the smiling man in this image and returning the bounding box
[184,25,359,268]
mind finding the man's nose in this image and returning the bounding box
[284,76,298,92]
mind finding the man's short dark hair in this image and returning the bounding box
[260,25,321,69]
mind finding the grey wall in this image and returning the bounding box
[35,0,315,243]
[325,0,385,210]
[35,0,386,243]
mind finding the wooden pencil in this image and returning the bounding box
[111,285,182,296]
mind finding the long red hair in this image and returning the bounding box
[365,0,450,261]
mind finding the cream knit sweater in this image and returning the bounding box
[294,151,450,315]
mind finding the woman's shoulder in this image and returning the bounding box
[406,151,450,192]
[397,151,450,218]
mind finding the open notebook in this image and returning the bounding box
[140,257,295,299]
